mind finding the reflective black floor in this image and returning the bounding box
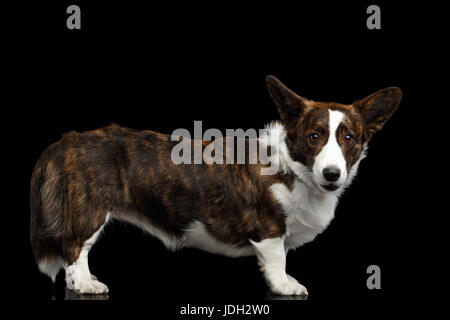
[264,290,308,301]
[53,288,307,301]
[54,288,109,300]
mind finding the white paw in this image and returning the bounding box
[286,274,308,296]
[75,279,109,295]
[65,265,108,295]
[270,275,308,296]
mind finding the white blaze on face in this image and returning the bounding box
[312,110,347,189]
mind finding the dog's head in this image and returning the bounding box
[266,75,402,192]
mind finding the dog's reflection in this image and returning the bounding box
[265,289,308,300]
[54,288,305,301]
[52,288,109,300]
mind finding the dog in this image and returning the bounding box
[30,76,402,295]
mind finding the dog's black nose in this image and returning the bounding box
[323,167,341,182]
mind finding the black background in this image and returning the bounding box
[4,0,443,316]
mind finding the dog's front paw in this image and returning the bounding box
[286,274,308,296]
[269,275,308,296]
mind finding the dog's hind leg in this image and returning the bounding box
[64,214,111,295]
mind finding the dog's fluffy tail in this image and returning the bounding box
[30,150,65,282]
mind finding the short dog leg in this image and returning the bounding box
[250,237,308,296]
[65,246,109,295]
[64,215,110,295]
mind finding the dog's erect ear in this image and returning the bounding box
[266,75,309,127]
[353,87,402,139]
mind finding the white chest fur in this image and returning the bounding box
[270,179,338,250]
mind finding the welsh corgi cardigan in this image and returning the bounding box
[30,76,402,296]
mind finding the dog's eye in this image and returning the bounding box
[344,134,353,144]
[310,133,319,144]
